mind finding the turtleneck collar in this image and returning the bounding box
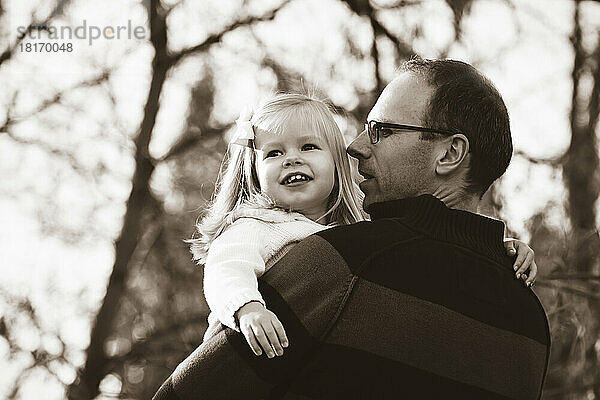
[367,194,508,263]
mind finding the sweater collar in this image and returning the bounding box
[367,194,508,263]
[233,205,308,224]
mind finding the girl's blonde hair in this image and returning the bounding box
[190,93,364,263]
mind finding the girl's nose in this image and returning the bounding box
[283,155,303,167]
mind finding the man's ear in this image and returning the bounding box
[435,134,470,176]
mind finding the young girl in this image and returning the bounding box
[190,93,536,359]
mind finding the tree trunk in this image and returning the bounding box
[564,0,600,275]
[559,1,600,398]
[66,1,169,398]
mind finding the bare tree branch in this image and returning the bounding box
[368,16,416,59]
[513,149,565,167]
[368,18,384,93]
[541,274,600,281]
[261,57,304,92]
[343,0,417,84]
[506,0,570,36]
[444,0,475,41]
[0,0,71,67]
[371,0,423,8]
[0,72,110,133]
[536,281,600,300]
[2,129,89,171]
[167,1,292,68]
[0,71,116,202]
[0,293,75,400]
[543,382,600,398]
[158,126,231,163]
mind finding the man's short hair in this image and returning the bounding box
[400,58,513,196]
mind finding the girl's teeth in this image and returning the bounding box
[286,174,308,184]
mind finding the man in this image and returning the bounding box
[154,58,550,399]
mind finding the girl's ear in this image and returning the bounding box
[435,134,470,176]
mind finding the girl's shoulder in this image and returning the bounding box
[232,204,312,224]
[210,205,323,255]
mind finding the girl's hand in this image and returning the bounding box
[235,301,289,358]
[504,239,537,287]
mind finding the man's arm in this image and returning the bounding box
[153,234,354,399]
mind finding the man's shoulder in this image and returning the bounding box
[320,218,418,236]
[294,219,423,273]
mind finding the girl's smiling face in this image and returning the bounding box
[254,117,336,222]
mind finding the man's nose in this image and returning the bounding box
[347,130,370,160]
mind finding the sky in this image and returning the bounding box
[1,0,599,398]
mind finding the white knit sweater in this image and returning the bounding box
[202,206,328,338]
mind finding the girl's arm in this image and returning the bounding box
[204,219,288,358]
[204,219,269,330]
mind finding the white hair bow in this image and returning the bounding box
[230,109,255,148]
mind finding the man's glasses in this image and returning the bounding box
[365,120,459,144]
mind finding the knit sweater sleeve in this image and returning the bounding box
[203,218,272,331]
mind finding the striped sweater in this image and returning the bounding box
[154,194,550,400]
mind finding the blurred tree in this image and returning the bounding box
[550,0,600,397]
[525,1,600,398]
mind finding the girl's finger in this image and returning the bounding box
[263,323,283,356]
[272,319,289,348]
[252,325,274,358]
[241,325,262,356]
[516,252,534,279]
[525,261,538,287]
[504,240,516,256]
[513,245,528,272]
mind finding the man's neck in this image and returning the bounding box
[431,188,479,213]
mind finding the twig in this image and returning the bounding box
[157,126,231,163]
[167,1,292,68]
[0,72,109,133]
[543,382,600,398]
[541,274,600,281]
[369,16,415,58]
[369,0,423,10]
[536,281,600,300]
[513,149,564,167]
[368,17,383,93]
[0,0,72,67]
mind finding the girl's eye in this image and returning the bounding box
[265,150,282,158]
[302,143,319,151]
